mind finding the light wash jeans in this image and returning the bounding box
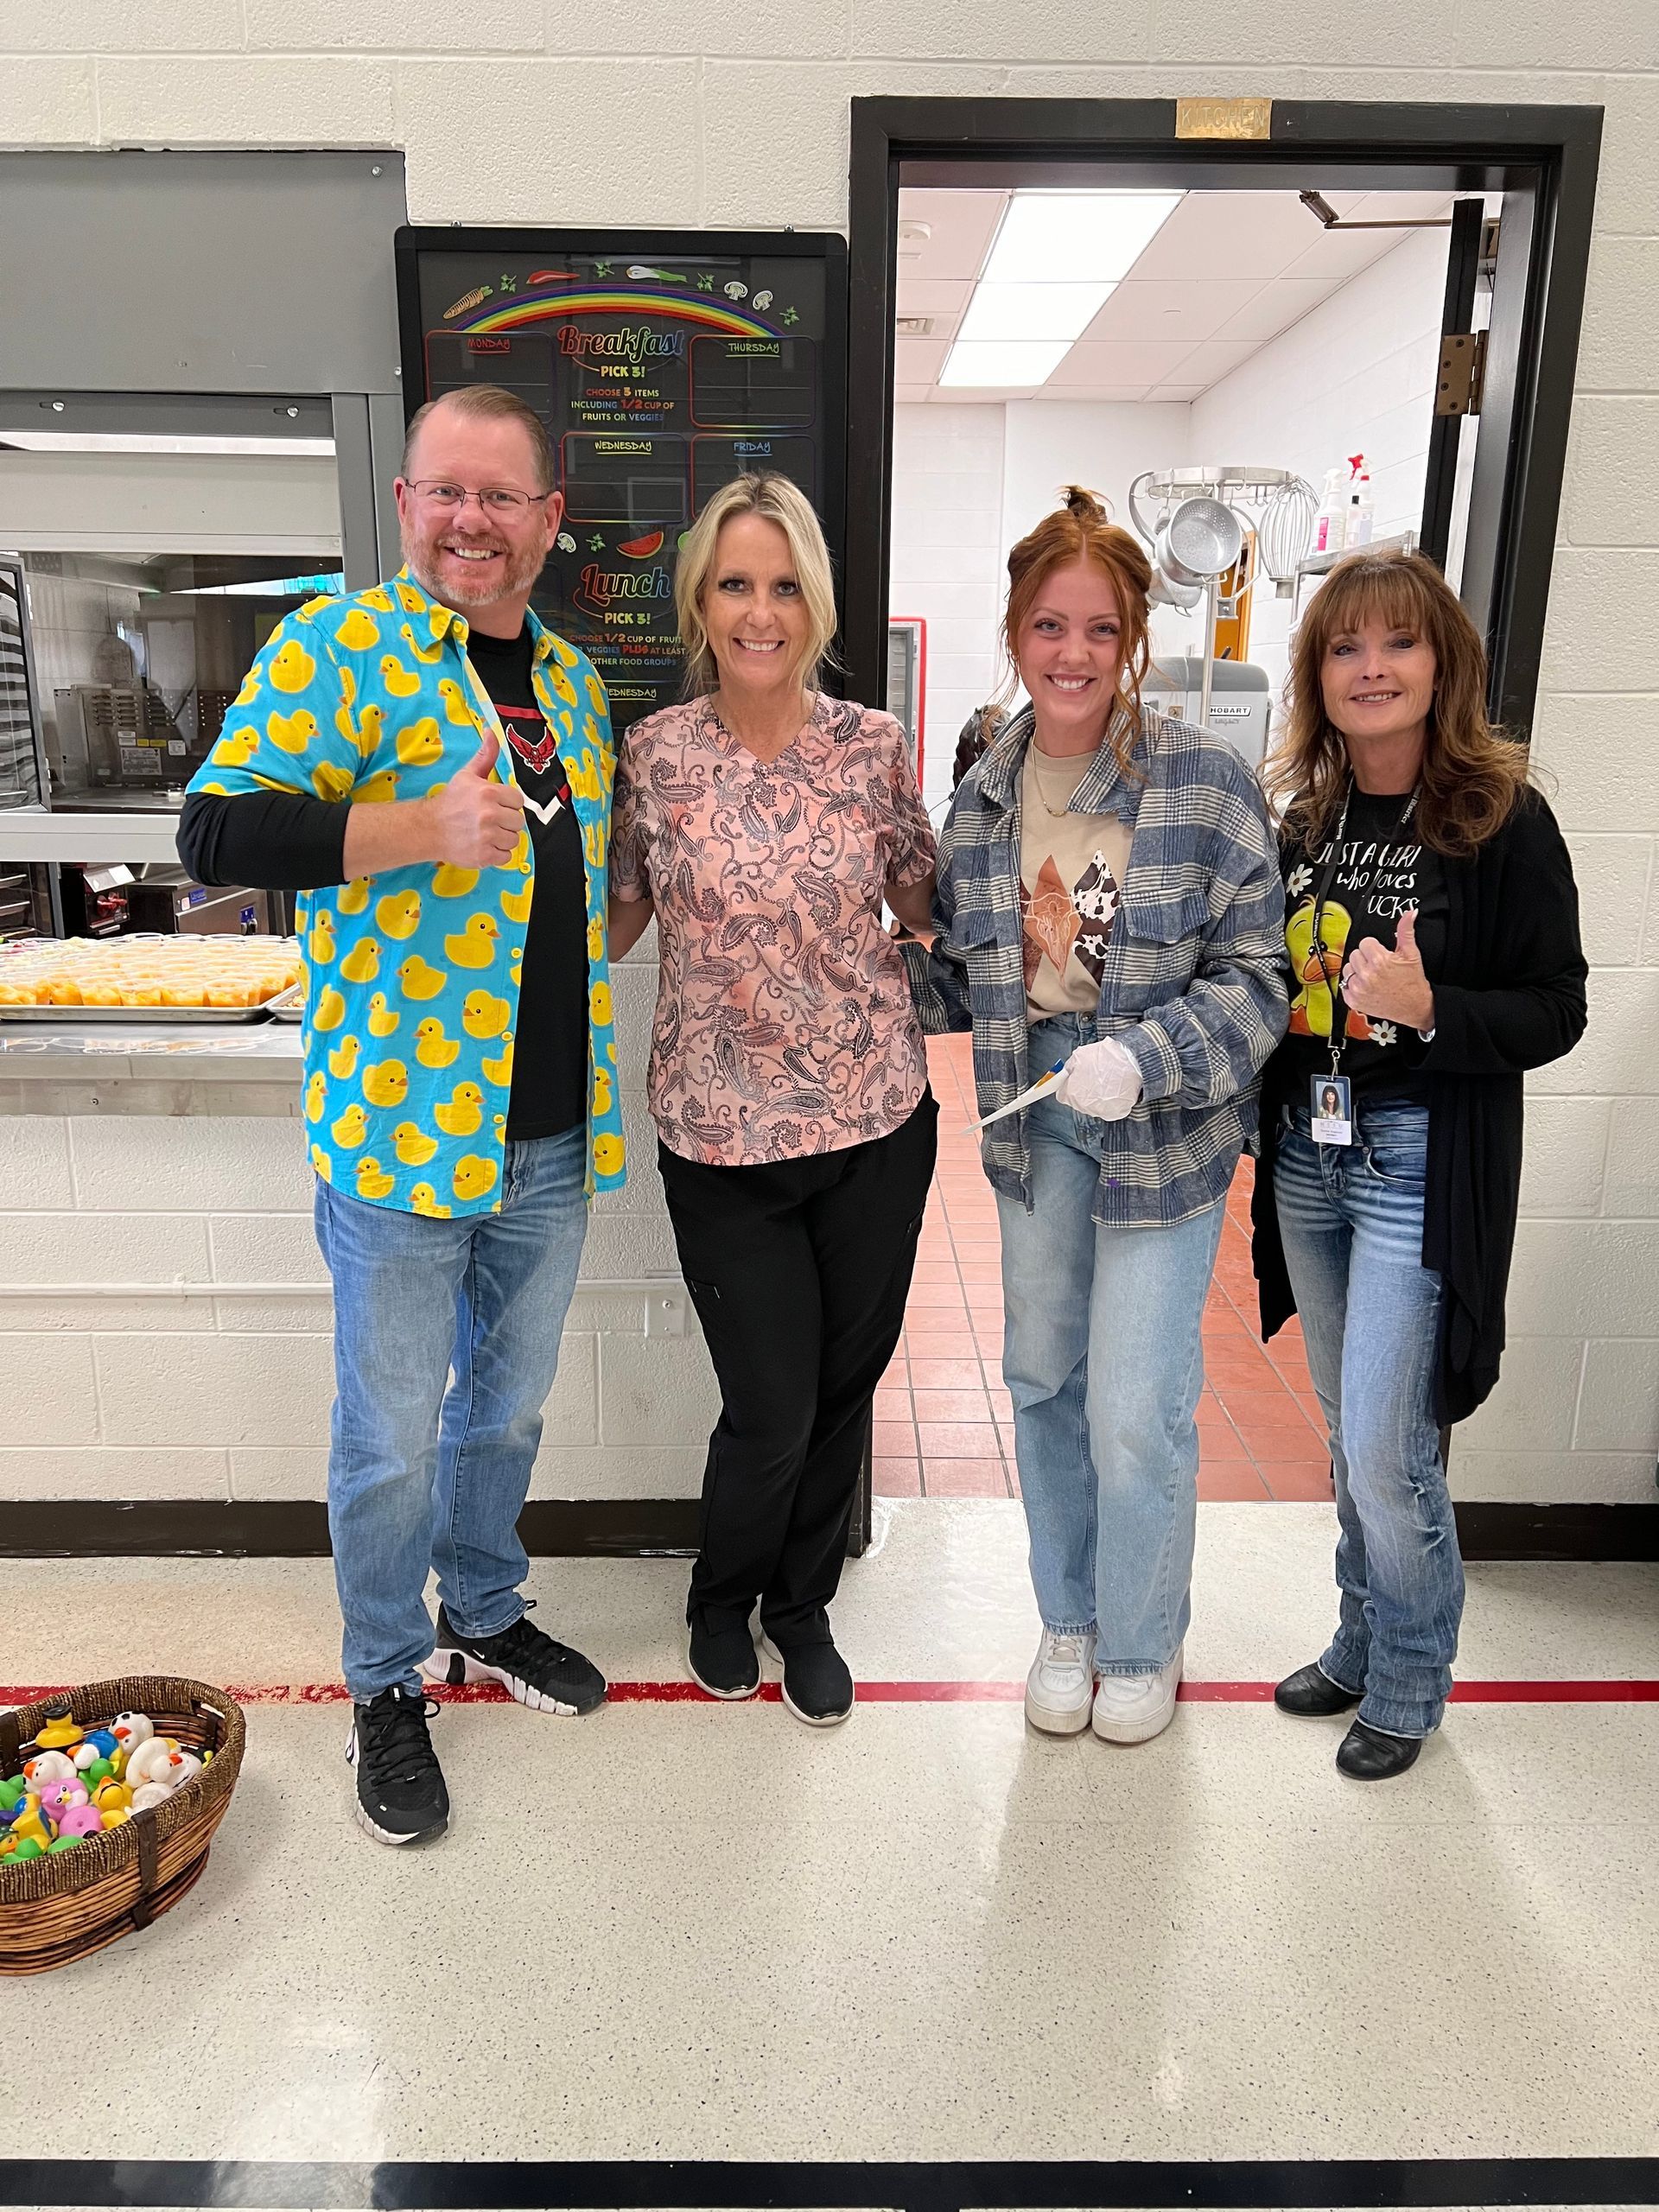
[998,1014,1226,1672]
[314,1124,588,1700]
[1273,1098,1460,1738]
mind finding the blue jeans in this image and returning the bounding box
[998,1014,1226,1670]
[314,1125,588,1700]
[1273,1099,1460,1737]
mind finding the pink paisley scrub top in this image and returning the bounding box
[611,693,936,1167]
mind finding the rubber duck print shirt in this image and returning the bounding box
[185,570,626,1217]
[610,694,936,1166]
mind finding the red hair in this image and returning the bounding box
[1003,486,1154,779]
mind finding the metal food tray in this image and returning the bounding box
[0,996,283,1024]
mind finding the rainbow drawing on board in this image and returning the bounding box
[448,286,780,340]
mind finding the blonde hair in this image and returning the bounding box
[401,385,552,492]
[1267,549,1529,859]
[1001,486,1154,780]
[674,474,839,696]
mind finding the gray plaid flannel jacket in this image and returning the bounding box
[903,704,1289,1228]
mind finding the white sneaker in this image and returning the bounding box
[1091,1643,1183,1745]
[1024,1628,1097,1735]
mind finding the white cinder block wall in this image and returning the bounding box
[1,2,1656,1510]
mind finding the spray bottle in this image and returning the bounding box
[1312,467,1348,556]
[1347,462,1375,550]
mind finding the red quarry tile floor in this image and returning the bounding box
[878,1035,1332,1504]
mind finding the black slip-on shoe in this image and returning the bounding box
[760,1633,855,1727]
[346,1686,448,1846]
[421,1599,606,1715]
[1274,1660,1363,1718]
[686,1615,761,1700]
[1337,1717,1424,1781]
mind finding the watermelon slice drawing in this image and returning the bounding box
[617,530,665,560]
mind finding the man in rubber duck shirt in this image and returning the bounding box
[179,385,625,1849]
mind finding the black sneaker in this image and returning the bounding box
[760,1633,855,1727]
[687,1613,760,1700]
[420,1599,606,1715]
[346,1687,448,1846]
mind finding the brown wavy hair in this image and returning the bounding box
[1001,486,1154,779]
[1267,548,1529,858]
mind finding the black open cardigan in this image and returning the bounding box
[1250,790,1588,1424]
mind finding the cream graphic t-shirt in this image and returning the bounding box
[1019,742,1133,1019]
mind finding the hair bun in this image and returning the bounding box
[1062,485,1109,524]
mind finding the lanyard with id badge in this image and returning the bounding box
[1305,782,1420,1147]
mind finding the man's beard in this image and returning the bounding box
[403,520,548,610]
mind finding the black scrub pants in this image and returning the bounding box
[658,1091,939,1646]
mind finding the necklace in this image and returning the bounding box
[1027,741,1096,820]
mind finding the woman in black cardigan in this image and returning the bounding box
[1251,550,1586,1781]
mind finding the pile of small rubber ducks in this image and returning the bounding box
[0,1711,207,1864]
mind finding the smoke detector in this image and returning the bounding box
[897,219,932,258]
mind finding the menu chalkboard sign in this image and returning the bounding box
[395,229,847,737]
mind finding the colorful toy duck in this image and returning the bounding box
[34,1715,85,1752]
[40,1777,90,1827]
[22,1748,77,1788]
[57,1804,105,1840]
[71,1728,118,1771]
[111,1713,155,1755]
[124,1737,185,1790]
[11,1797,51,1850]
[128,1782,173,1814]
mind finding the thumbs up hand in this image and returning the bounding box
[424,728,524,868]
[1341,904,1435,1030]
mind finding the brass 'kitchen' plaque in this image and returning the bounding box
[1175,98,1272,140]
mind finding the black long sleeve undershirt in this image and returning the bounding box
[177,788,349,893]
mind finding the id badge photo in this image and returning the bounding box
[1311,1071,1354,1147]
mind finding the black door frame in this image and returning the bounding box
[844,97,1603,739]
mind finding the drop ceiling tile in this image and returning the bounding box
[1127,191,1340,283]
[1281,221,1430,287]
[1146,385,1209,404]
[895,188,1007,282]
[1027,382,1154,403]
[1210,278,1334,345]
[893,386,933,405]
[895,277,974,322]
[1083,279,1264,344]
[1163,339,1263,391]
[894,335,950,383]
[1046,340,1197,385]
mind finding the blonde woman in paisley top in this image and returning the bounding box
[610,473,938,1726]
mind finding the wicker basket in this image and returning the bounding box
[0,1675,245,1974]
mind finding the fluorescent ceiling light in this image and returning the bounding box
[957,281,1116,344]
[982,190,1184,284]
[938,341,1072,388]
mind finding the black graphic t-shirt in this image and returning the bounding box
[1275,786,1446,1107]
[465,626,589,1142]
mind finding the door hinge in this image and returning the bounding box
[1436,330,1487,416]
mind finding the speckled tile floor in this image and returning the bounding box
[3,1503,1656,2170]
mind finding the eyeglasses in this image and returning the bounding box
[408,480,549,518]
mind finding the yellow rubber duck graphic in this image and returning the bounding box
[330,1103,369,1149]
[410,1182,451,1218]
[339,938,380,985]
[356,767,400,804]
[366,992,400,1038]
[586,914,604,962]
[437,677,477,728]
[355,1156,397,1201]
[589,979,613,1027]
[381,655,422,700]
[339,878,372,918]
[400,620,444,664]
[433,1082,485,1137]
[584,671,607,716]
[233,670,261,709]
[212,728,258,769]
[414,1016,460,1069]
[544,661,577,710]
[360,586,395,614]
[432,863,480,900]
[355,702,387,760]
[397,954,448,1001]
[509,830,531,869]
[395,579,426,613]
[452,1154,499,1203]
[481,1035,514,1087]
[361,1058,410,1109]
[592,1065,613,1117]
[444,914,500,969]
[340,664,358,705]
[327,1033,360,1080]
[308,913,337,965]
[268,708,321,756]
[335,608,381,652]
[314,986,346,1032]
[461,989,510,1039]
[500,880,534,926]
[375,888,423,940]
[1286,898,1370,1040]
[392,1122,440,1167]
[310,1143,333,1183]
[593,1133,625,1179]
[395,718,443,768]
[304,1071,327,1123]
[268,639,316,694]
[312,760,355,803]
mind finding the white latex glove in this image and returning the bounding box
[1051,1035,1143,1122]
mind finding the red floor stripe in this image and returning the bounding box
[4,1678,1657,1708]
